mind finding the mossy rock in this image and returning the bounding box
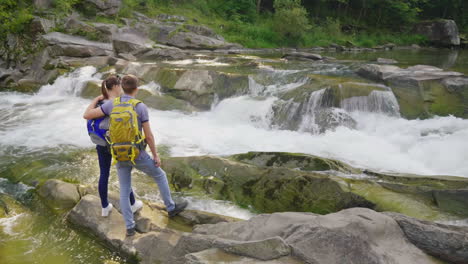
[80,80,101,99]
[163,155,374,214]
[231,152,361,174]
[136,90,197,112]
[15,79,43,93]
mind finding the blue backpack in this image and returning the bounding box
[87,100,109,146]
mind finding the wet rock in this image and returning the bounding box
[357,64,467,118]
[385,212,468,264]
[413,20,460,46]
[83,0,121,16]
[376,58,398,64]
[38,179,81,209]
[432,189,468,215]
[194,208,439,264]
[282,52,323,61]
[16,79,44,93]
[314,108,357,133]
[441,77,468,92]
[81,80,101,99]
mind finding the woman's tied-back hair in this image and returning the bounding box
[101,75,121,99]
[121,75,138,94]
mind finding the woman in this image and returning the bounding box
[90,75,143,216]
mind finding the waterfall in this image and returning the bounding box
[298,89,328,133]
[340,84,401,116]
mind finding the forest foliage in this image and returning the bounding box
[0,0,466,54]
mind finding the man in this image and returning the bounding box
[83,74,187,236]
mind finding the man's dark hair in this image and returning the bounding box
[122,75,138,94]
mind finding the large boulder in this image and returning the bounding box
[357,64,467,118]
[42,32,113,57]
[67,194,182,264]
[269,77,398,133]
[194,208,439,264]
[112,28,155,54]
[413,20,460,46]
[38,179,81,209]
[385,212,468,264]
[147,68,249,110]
[163,155,374,214]
[30,17,55,35]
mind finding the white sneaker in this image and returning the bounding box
[131,200,143,213]
[102,203,113,217]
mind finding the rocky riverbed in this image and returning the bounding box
[34,177,468,264]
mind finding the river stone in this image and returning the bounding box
[413,20,460,46]
[174,70,213,95]
[194,208,438,264]
[282,52,323,61]
[385,212,468,264]
[184,248,301,264]
[178,210,240,225]
[38,179,81,209]
[224,236,291,260]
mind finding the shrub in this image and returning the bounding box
[273,0,311,40]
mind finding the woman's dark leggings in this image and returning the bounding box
[96,145,135,208]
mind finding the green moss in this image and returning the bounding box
[231,151,361,174]
[163,155,374,214]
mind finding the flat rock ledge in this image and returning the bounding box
[63,192,465,263]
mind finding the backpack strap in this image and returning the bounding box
[127,98,146,145]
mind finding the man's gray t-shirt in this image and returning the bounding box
[101,94,150,160]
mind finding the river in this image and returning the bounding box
[0,48,467,263]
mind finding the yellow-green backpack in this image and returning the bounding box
[107,97,146,164]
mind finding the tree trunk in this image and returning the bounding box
[257,0,262,14]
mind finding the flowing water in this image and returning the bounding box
[1,49,468,263]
